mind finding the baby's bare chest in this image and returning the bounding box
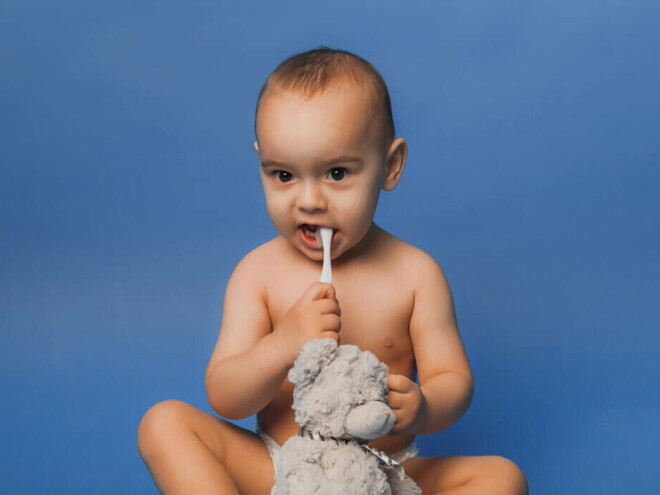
[267,272,416,375]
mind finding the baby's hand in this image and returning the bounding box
[274,282,341,364]
[387,374,426,436]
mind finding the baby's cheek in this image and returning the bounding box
[349,197,377,230]
[264,200,290,230]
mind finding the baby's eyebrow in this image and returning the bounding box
[318,156,363,165]
[259,160,287,169]
[260,157,362,169]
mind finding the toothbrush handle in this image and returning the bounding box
[320,245,332,284]
[319,228,332,284]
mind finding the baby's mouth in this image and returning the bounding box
[298,224,336,249]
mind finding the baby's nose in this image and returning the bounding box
[296,182,327,212]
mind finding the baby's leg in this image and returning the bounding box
[137,400,275,495]
[403,455,528,495]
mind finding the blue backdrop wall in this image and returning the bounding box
[1,1,659,493]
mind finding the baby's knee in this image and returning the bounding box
[137,400,194,459]
[480,456,528,495]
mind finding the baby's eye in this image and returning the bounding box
[274,170,293,183]
[328,167,347,181]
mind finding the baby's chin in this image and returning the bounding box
[288,237,348,264]
[295,244,343,262]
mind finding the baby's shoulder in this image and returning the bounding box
[381,231,448,286]
[229,237,287,282]
[384,231,443,269]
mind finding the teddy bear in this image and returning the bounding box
[271,338,422,495]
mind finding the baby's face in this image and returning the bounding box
[255,81,393,262]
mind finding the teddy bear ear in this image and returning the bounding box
[287,338,338,387]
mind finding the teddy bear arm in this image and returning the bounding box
[344,400,396,440]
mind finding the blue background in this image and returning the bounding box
[2,1,659,493]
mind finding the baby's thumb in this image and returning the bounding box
[307,281,337,302]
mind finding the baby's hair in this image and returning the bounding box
[255,46,395,145]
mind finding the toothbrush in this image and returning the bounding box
[317,227,333,284]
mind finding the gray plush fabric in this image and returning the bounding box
[272,338,421,495]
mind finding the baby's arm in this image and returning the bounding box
[206,252,340,419]
[389,253,473,436]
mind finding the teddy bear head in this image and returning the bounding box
[287,338,396,441]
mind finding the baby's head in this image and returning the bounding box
[254,47,407,262]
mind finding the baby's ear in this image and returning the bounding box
[383,138,407,191]
[288,338,338,388]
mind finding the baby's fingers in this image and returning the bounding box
[387,374,412,392]
[306,282,337,302]
[387,390,406,410]
[320,313,341,334]
[315,297,341,316]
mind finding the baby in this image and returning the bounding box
[138,47,528,495]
